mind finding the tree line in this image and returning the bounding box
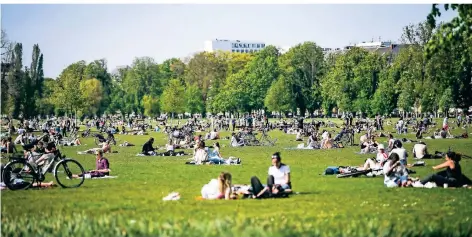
[1,5,471,119]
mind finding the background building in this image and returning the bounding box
[204,39,266,53]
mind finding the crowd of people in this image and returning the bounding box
[1,113,470,195]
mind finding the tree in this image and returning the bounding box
[279,42,325,114]
[439,87,454,116]
[50,61,87,116]
[142,95,160,117]
[426,4,472,57]
[245,45,280,110]
[160,79,185,116]
[80,78,103,116]
[185,84,205,114]
[264,75,295,113]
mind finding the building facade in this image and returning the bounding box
[204,39,266,53]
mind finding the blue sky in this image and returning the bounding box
[2,4,456,78]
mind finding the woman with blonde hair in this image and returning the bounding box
[201,172,234,200]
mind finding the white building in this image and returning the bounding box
[204,39,266,53]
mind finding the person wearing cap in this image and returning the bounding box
[250,152,291,198]
[361,144,389,170]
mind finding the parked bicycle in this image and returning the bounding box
[2,147,85,191]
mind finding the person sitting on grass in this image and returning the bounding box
[387,134,395,151]
[142,137,156,156]
[413,141,430,159]
[360,136,379,154]
[251,152,292,198]
[383,153,410,188]
[295,130,303,141]
[209,129,220,140]
[1,137,17,154]
[73,150,110,179]
[230,133,244,147]
[414,152,462,188]
[322,133,335,149]
[208,142,241,165]
[201,172,236,200]
[193,141,209,165]
[391,140,408,166]
[361,144,389,170]
[78,141,111,155]
[307,132,319,149]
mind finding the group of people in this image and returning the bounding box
[200,152,291,200]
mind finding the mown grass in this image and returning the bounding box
[1,118,472,237]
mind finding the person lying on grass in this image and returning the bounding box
[383,153,411,188]
[119,141,135,147]
[414,152,463,188]
[201,172,237,200]
[251,152,292,198]
[78,140,111,155]
[72,150,110,179]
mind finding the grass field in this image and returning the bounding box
[2,118,472,237]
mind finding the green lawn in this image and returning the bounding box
[2,119,472,237]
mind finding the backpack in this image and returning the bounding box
[324,166,340,175]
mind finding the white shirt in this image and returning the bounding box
[268,164,290,185]
[413,143,427,158]
[383,160,407,185]
[376,152,389,163]
[360,134,368,143]
[322,132,329,140]
[443,118,448,126]
[210,131,217,140]
[166,144,174,151]
[391,148,408,161]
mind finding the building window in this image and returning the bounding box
[233,43,238,48]
[245,49,249,53]
[261,44,265,48]
[256,44,260,48]
[239,43,243,48]
[232,49,235,52]
[252,44,256,48]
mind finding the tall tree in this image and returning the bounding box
[264,75,296,113]
[160,79,185,117]
[279,42,324,114]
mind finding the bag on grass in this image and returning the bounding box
[324,166,340,175]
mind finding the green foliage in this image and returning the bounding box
[184,84,205,114]
[142,95,160,117]
[160,79,185,115]
[264,75,295,113]
[79,78,103,116]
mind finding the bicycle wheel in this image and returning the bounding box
[2,160,36,190]
[54,159,85,188]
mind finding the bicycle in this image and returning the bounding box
[2,148,85,191]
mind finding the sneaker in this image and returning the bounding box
[412,181,424,188]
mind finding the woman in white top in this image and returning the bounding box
[201,172,234,200]
[362,144,388,170]
[193,141,208,165]
[383,153,409,187]
[251,152,292,198]
[230,133,244,147]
